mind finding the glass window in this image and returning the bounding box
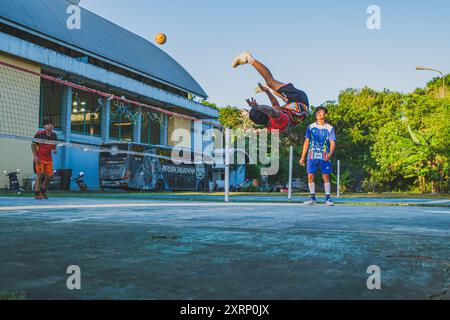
[168,117,191,147]
[141,111,162,145]
[71,90,102,136]
[39,78,63,129]
[110,103,134,141]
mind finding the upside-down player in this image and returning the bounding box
[232,51,310,132]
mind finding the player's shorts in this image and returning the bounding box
[277,83,310,106]
[307,159,332,175]
[267,110,291,133]
[34,161,53,176]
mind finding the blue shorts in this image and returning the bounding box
[307,159,333,175]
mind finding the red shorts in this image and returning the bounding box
[35,161,53,176]
[266,111,290,133]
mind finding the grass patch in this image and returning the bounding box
[0,190,449,199]
[0,292,26,300]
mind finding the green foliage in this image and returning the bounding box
[370,92,449,193]
[331,170,354,194]
[269,78,449,194]
[425,74,450,98]
[242,185,260,192]
[200,100,219,111]
[0,292,26,300]
[218,105,244,129]
[206,77,449,194]
[328,82,449,193]
[246,165,261,180]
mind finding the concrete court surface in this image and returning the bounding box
[0,196,449,300]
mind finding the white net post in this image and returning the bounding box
[224,128,230,203]
[337,159,341,199]
[288,146,293,201]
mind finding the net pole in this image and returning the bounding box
[337,159,341,199]
[224,128,230,203]
[288,146,294,201]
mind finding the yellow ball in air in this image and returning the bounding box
[155,33,167,45]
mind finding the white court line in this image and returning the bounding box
[425,210,450,214]
[426,200,450,204]
[0,202,308,211]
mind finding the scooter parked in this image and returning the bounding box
[73,172,88,192]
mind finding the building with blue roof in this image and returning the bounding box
[0,0,235,191]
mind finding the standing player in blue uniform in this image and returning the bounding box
[299,106,336,206]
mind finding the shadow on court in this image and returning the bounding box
[0,197,449,300]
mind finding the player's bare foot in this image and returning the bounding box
[232,51,254,68]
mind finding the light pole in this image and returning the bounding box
[416,65,446,97]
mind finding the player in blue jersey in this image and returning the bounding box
[299,106,336,206]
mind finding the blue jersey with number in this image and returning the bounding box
[306,123,336,160]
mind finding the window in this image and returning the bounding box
[71,90,102,136]
[110,103,134,141]
[168,117,191,147]
[39,78,63,128]
[141,111,162,145]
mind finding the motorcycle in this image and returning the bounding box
[73,172,88,192]
[3,169,23,193]
[48,170,62,190]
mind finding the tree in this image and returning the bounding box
[218,106,244,129]
[208,75,450,194]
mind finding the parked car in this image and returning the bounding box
[270,179,309,193]
[292,179,309,192]
[270,183,285,193]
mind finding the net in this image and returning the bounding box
[0,59,221,190]
[0,60,219,156]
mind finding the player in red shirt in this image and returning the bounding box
[246,83,309,133]
[32,119,58,200]
[233,51,310,132]
[246,96,291,133]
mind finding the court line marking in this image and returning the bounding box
[0,202,313,211]
[425,210,450,214]
[1,202,448,212]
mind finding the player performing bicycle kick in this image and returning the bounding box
[232,51,310,133]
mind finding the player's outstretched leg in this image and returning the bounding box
[232,51,286,92]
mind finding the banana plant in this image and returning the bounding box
[331,169,354,193]
[401,125,443,192]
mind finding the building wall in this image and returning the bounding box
[231,165,246,188]
[53,148,100,191]
[0,52,40,188]
[49,131,101,191]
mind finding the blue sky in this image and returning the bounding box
[80,0,450,108]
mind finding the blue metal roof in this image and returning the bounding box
[0,0,208,98]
